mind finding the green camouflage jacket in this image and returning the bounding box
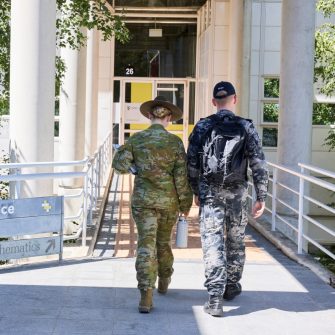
[112,124,193,213]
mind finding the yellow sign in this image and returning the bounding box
[131,82,152,103]
[42,200,52,213]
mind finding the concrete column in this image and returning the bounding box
[59,39,87,187]
[58,40,87,230]
[9,0,56,197]
[277,0,315,213]
[85,28,99,157]
[240,0,252,119]
[229,0,244,116]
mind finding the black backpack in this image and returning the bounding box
[201,113,248,184]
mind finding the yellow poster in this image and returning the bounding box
[131,82,152,103]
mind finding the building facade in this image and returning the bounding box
[2,0,335,183]
[1,0,334,253]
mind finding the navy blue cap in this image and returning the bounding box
[213,81,236,99]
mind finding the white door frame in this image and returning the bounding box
[115,77,191,146]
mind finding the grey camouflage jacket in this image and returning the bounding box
[187,109,269,201]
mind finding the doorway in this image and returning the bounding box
[113,77,194,147]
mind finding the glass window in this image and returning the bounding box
[113,81,120,102]
[262,128,278,147]
[115,23,196,78]
[189,82,195,125]
[312,103,335,125]
[264,78,280,98]
[54,100,59,137]
[54,120,59,137]
[263,103,279,122]
[262,77,280,147]
[156,83,184,124]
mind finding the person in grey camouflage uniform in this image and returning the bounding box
[112,96,193,313]
[187,81,268,317]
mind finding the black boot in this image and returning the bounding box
[223,283,242,301]
[203,295,224,317]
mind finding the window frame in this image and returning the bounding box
[260,76,279,148]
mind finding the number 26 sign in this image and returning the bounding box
[125,65,134,76]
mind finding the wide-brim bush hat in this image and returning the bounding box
[140,96,183,122]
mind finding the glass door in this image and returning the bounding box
[118,79,189,146]
[156,82,186,143]
[119,80,153,144]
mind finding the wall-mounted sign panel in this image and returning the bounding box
[124,103,150,124]
[0,197,62,220]
[0,236,61,261]
[0,196,64,261]
[0,215,63,237]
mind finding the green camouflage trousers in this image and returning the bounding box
[132,207,179,290]
[199,184,248,296]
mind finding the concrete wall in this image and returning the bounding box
[197,26,212,119]
[212,0,230,88]
[197,2,214,119]
[97,33,114,145]
[250,0,335,170]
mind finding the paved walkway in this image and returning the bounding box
[0,225,334,335]
[0,174,334,334]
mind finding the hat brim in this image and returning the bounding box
[140,100,183,122]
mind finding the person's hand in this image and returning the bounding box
[252,201,265,219]
[194,195,200,206]
[181,211,190,218]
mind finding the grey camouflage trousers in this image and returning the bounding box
[199,183,248,296]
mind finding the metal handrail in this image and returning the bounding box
[0,132,113,247]
[254,161,335,260]
[269,162,335,192]
[0,158,89,169]
[0,171,87,182]
[299,163,335,179]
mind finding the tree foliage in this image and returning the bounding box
[316,0,335,17]
[56,0,129,50]
[315,23,335,96]
[0,0,10,115]
[0,0,129,115]
[264,78,279,99]
[313,103,335,125]
[315,0,335,150]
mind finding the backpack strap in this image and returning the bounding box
[207,113,239,124]
[207,114,220,123]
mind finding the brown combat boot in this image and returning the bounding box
[157,277,171,294]
[138,288,153,313]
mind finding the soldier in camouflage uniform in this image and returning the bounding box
[112,96,193,313]
[187,81,268,317]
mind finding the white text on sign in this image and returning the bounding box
[0,205,15,216]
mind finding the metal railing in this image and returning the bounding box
[0,133,113,246]
[249,162,335,261]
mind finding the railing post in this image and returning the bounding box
[298,166,305,254]
[88,161,93,225]
[93,155,98,208]
[108,133,112,164]
[15,167,21,199]
[102,140,107,183]
[82,173,88,247]
[271,167,277,231]
[97,150,101,198]
[90,160,94,210]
